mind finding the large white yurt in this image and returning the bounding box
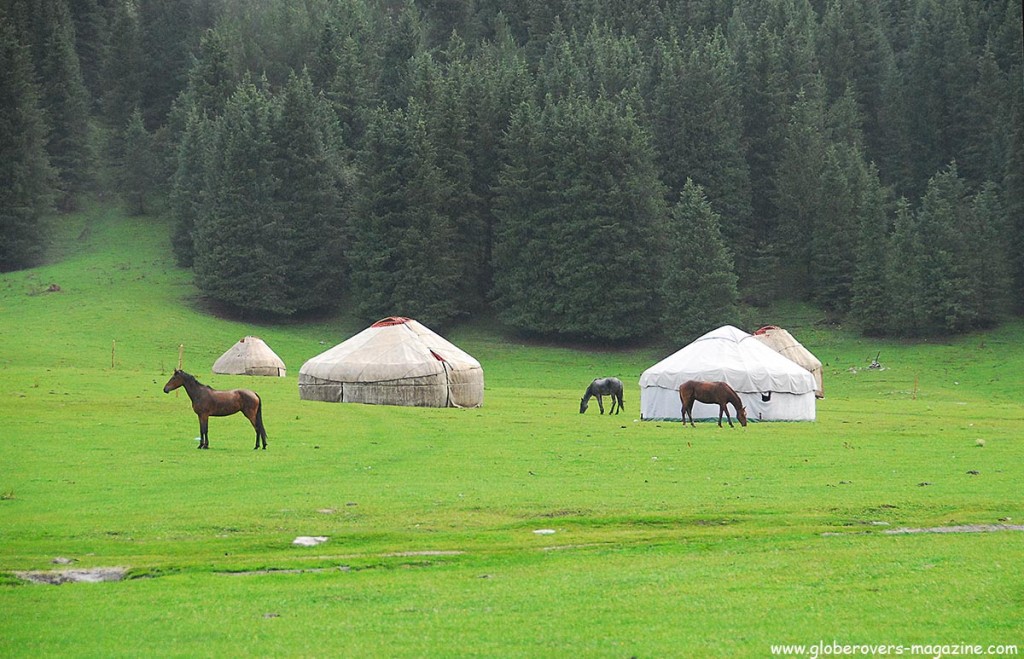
[752,325,824,398]
[212,336,286,377]
[639,325,817,422]
[298,317,483,408]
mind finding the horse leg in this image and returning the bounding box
[597,395,605,415]
[199,415,209,449]
[684,399,695,427]
[722,405,734,428]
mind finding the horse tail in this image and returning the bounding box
[255,394,267,441]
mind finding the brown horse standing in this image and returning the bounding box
[678,380,748,428]
[163,370,267,449]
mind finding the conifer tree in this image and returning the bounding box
[850,162,893,335]
[659,179,740,345]
[169,106,210,267]
[29,0,94,210]
[67,0,109,107]
[0,16,56,271]
[136,0,195,129]
[883,197,924,336]
[649,28,751,248]
[772,84,828,298]
[192,79,284,315]
[961,181,1011,327]
[267,69,348,314]
[903,0,973,198]
[118,107,158,215]
[349,102,462,327]
[492,94,665,341]
[460,18,533,299]
[101,0,143,134]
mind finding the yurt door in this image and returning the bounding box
[430,350,454,407]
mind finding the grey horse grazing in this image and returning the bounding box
[580,377,624,415]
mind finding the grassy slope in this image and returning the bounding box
[0,205,1021,656]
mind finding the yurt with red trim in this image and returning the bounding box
[298,317,484,408]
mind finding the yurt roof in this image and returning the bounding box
[212,336,286,376]
[752,326,822,370]
[300,317,481,383]
[639,325,816,394]
[752,325,824,395]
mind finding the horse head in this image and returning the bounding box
[163,369,186,394]
[737,406,748,427]
[579,397,588,414]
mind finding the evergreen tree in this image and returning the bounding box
[378,0,424,109]
[900,161,1001,335]
[961,181,1011,327]
[882,197,924,335]
[192,79,285,315]
[729,19,789,283]
[649,28,751,247]
[849,162,893,335]
[409,46,487,309]
[0,16,56,271]
[169,106,209,267]
[118,107,158,215]
[817,0,899,178]
[1005,89,1024,312]
[809,143,865,313]
[492,94,666,341]
[183,27,237,118]
[267,69,348,314]
[659,180,740,344]
[136,0,196,129]
[67,0,108,108]
[101,0,143,133]
[772,84,828,298]
[348,102,462,327]
[28,0,94,210]
[903,0,973,198]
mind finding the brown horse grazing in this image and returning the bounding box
[163,370,267,449]
[678,380,748,428]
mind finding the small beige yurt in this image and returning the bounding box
[212,336,286,377]
[752,326,824,398]
[298,317,483,408]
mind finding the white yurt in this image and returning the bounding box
[212,336,286,377]
[639,325,817,422]
[298,317,483,408]
[752,325,824,398]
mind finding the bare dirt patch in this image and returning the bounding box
[883,524,1024,535]
[15,567,128,585]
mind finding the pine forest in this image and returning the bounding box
[2,0,1022,344]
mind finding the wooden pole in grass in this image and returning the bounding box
[913,374,918,400]
[176,344,184,398]
[111,340,116,369]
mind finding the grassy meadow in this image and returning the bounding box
[1,205,1022,657]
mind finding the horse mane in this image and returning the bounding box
[177,370,210,390]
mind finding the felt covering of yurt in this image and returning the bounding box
[212,336,286,377]
[752,325,824,398]
[298,317,483,408]
[639,325,817,422]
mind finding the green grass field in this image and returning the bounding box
[1,205,1022,657]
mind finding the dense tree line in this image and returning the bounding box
[2,0,1021,342]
